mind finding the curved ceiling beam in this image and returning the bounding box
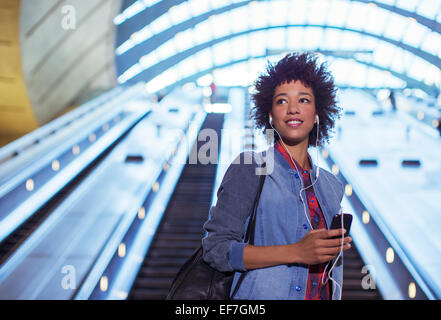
[118,0,441,53]
[157,53,438,97]
[120,21,441,81]
[117,0,252,75]
[126,24,441,94]
[353,0,441,34]
[116,0,184,47]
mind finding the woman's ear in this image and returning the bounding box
[269,114,273,126]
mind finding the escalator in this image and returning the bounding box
[0,142,117,266]
[128,113,225,300]
[342,245,382,300]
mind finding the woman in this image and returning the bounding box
[202,52,352,300]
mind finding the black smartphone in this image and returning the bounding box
[330,213,353,238]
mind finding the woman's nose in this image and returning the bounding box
[287,101,300,114]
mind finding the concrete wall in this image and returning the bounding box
[20,0,122,125]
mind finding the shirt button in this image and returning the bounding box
[303,224,308,230]
[311,200,315,203]
[312,281,317,286]
[296,285,302,292]
[295,173,299,178]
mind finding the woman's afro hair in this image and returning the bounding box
[250,51,341,147]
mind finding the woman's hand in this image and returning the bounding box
[291,228,352,265]
[242,228,352,270]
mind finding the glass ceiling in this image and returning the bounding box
[114,0,441,98]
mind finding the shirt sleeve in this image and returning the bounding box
[202,151,262,272]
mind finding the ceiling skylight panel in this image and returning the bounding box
[168,2,191,25]
[327,58,354,87]
[287,28,305,50]
[267,28,286,50]
[400,50,419,75]
[326,0,350,27]
[345,61,368,87]
[130,25,153,44]
[423,64,441,87]
[213,63,250,86]
[408,56,430,82]
[142,0,161,7]
[382,13,408,41]
[363,5,389,35]
[420,32,441,56]
[397,0,420,11]
[248,31,266,57]
[388,48,406,73]
[150,13,172,35]
[209,0,229,11]
[339,31,363,50]
[212,41,232,66]
[322,28,343,50]
[193,21,212,45]
[248,58,267,85]
[366,67,386,88]
[230,36,248,61]
[118,63,142,84]
[115,40,135,56]
[210,13,231,39]
[188,0,210,17]
[268,0,289,27]
[286,0,309,25]
[177,56,197,79]
[139,52,158,70]
[307,0,330,25]
[119,1,146,22]
[372,42,396,68]
[230,6,249,33]
[303,27,324,50]
[368,67,406,88]
[345,3,369,31]
[404,19,430,48]
[156,40,176,62]
[248,57,266,75]
[174,29,194,52]
[249,1,268,29]
[194,49,213,71]
[156,68,177,89]
[416,0,441,19]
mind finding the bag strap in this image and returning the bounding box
[230,160,266,298]
[243,164,266,244]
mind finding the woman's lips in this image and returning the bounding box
[285,120,303,128]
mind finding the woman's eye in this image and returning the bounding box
[300,98,310,103]
[276,99,287,104]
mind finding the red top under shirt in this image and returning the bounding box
[274,141,331,300]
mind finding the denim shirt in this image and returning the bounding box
[202,146,345,300]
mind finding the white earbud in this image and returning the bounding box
[315,115,320,179]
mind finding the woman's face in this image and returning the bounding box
[270,80,317,146]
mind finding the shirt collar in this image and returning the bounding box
[274,140,313,174]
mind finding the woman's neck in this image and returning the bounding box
[277,139,311,171]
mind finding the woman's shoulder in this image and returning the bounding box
[220,151,265,187]
[231,150,265,165]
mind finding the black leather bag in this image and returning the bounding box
[166,168,266,300]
